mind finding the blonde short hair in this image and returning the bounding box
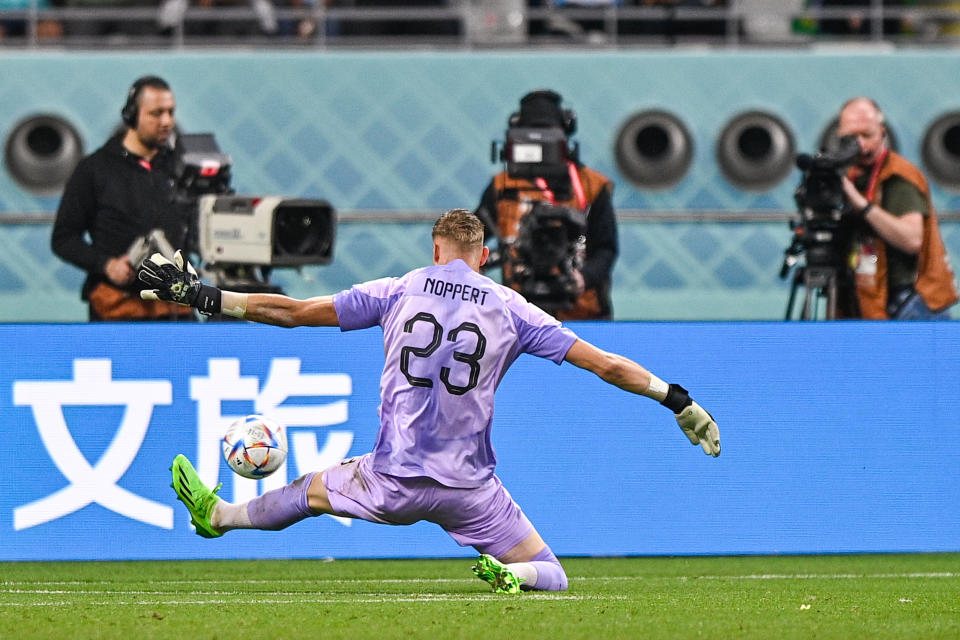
[432,209,484,249]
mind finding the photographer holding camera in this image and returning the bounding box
[836,97,957,319]
[51,75,195,322]
[475,89,618,320]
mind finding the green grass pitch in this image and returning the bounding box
[2,553,958,639]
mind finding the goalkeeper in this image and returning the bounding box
[144,209,720,595]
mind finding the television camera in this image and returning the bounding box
[154,133,336,294]
[508,201,586,313]
[781,134,860,320]
[485,121,587,314]
[491,125,579,180]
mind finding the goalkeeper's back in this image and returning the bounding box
[332,255,576,489]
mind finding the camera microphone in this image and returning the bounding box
[795,153,814,170]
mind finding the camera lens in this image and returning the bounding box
[272,202,335,261]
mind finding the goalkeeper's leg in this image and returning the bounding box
[213,471,324,532]
[517,545,568,591]
[484,534,568,592]
[172,454,329,535]
[449,480,569,592]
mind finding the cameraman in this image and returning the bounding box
[475,89,618,320]
[51,75,195,322]
[837,97,958,320]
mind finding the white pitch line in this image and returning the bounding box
[0,579,475,586]
[573,573,959,581]
[674,572,959,580]
[1,572,955,589]
[0,594,604,607]
[0,589,605,598]
[2,572,954,608]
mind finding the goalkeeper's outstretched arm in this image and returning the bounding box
[221,291,339,328]
[563,339,721,457]
[137,251,339,328]
[139,250,719,455]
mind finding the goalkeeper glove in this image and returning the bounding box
[138,250,222,316]
[660,383,721,457]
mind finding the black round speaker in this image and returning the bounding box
[614,110,694,190]
[4,114,84,196]
[922,111,960,190]
[716,110,795,191]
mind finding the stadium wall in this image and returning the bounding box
[2,321,958,560]
[2,51,960,321]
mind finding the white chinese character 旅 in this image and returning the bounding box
[190,358,354,514]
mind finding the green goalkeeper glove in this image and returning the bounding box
[660,383,721,457]
[138,250,222,316]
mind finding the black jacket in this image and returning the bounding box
[51,134,191,300]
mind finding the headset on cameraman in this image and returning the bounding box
[121,75,172,129]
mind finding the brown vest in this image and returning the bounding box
[89,282,195,321]
[848,152,958,319]
[492,166,613,319]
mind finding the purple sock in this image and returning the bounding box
[246,472,319,531]
[528,546,568,591]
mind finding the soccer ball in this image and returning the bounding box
[221,414,288,479]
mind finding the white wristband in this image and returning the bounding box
[644,374,669,402]
[220,291,249,319]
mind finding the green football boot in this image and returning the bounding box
[170,454,223,539]
[472,554,524,594]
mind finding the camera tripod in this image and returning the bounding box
[785,263,840,320]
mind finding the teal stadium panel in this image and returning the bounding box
[2,51,959,320]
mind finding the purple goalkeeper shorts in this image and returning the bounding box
[322,453,534,558]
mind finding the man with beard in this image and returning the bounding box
[837,97,958,319]
[52,75,196,321]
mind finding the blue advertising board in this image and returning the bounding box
[2,322,958,560]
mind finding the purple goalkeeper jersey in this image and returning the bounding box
[333,259,577,488]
